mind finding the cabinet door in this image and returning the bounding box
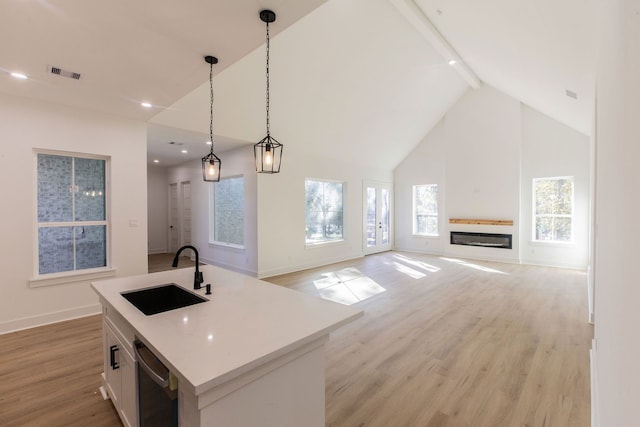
[104,322,138,427]
[104,325,123,409]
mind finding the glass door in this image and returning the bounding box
[364,181,392,254]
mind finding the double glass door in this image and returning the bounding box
[364,181,392,254]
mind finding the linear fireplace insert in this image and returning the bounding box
[450,231,512,249]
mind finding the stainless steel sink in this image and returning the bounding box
[121,283,207,315]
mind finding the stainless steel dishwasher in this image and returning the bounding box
[134,340,178,427]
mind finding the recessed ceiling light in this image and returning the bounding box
[448,59,457,66]
[141,102,152,108]
[206,140,212,145]
[10,72,28,80]
[153,159,160,163]
[181,150,188,154]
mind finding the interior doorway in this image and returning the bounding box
[168,181,192,252]
[168,183,179,253]
[181,181,192,245]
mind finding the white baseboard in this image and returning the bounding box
[393,246,443,257]
[0,303,102,335]
[519,258,588,271]
[443,250,521,265]
[148,247,168,255]
[591,339,599,427]
[258,254,364,279]
[199,256,258,277]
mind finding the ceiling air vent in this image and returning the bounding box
[565,89,578,100]
[47,65,81,80]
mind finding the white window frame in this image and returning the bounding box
[412,184,439,237]
[532,176,574,244]
[305,178,345,247]
[30,149,114,287]
[209,175,245,250]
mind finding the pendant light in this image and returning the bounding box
[254,9,283,174]
[202,55,222,182]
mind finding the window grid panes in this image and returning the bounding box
[37,153,108,275]
[533,177,573,242]
[305,179,344,244]
[413,184,438,236]
[381,188,390,244]
[212,176,244,247]
[366,187,376,246]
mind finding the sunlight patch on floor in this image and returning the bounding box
[440,257,508,274]
[392,261,426,279]
[313,268,386,305]
[393,254,441,273]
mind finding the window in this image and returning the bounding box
[211,176,244,247]
[36,152,108,275]
[533,176,573,242]
[305,179,344,244]
[413,184,438,236]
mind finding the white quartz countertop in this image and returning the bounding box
[91,265,363,395]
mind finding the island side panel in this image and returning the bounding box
[191,343,326,427]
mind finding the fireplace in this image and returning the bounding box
[450,231,512,249]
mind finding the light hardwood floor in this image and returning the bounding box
[0,252,592,426]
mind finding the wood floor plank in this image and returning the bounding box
[0,315,121,427]
[266,252,593,427]
[0,252,592,426]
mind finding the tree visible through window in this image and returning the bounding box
[533,177,573,242]
[413,184,438,236]
[212,176,244,247]
[305,179,344,244]
[36,153,108,275]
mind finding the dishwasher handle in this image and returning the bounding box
[134,340,170,388]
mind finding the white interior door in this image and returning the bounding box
[168,183,180,252]
[364,181,392,255]
[181,181,191,245]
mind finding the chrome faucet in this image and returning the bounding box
[172,245,204,290]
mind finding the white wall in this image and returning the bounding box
[164,143,390,279]
[147,166,168,254]
[520,105,590,269]
[444,85,521,263]
[0,93,148,333]
[166,146,258,276]
[256,144,392,278]
[394,85,590,268]
[394,119,448,254]
[592,1,640,425]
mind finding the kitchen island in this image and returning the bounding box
[92,264,363,427]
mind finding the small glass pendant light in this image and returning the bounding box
[254,10,283,174]
[202,55,222,182]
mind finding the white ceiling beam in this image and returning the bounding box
[389,0,481,89]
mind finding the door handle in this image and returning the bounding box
[109,345,120,370]
[134,340,170,387]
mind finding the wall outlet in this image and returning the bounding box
[129,219,138,228]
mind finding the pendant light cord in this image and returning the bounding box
[265,20,270,137]
[209,61,215,154]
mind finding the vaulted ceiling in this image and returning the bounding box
[1,0,595,169]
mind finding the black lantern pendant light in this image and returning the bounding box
[202,55,222,182]
[254,9,283,174]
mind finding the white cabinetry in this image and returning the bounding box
[102,305,138,427]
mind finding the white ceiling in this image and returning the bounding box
[415,0,596,135]
[1,0,596,170]
[151,0,470,170]
[0,0,326,165]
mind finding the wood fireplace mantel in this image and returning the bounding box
[449,218,514,226]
